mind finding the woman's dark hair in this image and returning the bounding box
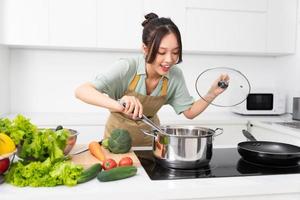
[142,13,182,64]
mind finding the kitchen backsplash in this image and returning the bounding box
[7,48,287,115]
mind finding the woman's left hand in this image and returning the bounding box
[208,74,230,97]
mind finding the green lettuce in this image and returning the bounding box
[0,115,70,161]
[5,158,83,187]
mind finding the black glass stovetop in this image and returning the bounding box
[134,148,300,180]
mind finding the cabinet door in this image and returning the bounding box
[97,0,143,50]
[266,0,297,54]
[2,0,48,45]
[49,0,97,47]
[185,0,268,53]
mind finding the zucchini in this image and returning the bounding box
[77,163,102,184]
[97,166,137,182]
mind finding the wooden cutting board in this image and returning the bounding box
[71,144,141,169]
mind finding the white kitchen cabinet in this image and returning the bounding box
[1,0,297,55]
[49,0,97,47]
[266,0,298,54]
[184,0,297,55]
[185,7,267,53]
[97,0,143,50]
[2,0,48,46]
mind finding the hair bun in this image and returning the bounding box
[142,12,159,27]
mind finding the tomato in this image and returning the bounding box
[118,157,133,167]
[102,158,117,170]
[0,158,10,174]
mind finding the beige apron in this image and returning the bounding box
[104,74,168,146]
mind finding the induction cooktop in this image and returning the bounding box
[134,148,300,180]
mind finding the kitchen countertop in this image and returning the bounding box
[1,112,300,200]
[1,149,300,200]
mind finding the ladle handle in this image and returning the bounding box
[242,129,257,141]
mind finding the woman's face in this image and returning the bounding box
[147,33,179,76]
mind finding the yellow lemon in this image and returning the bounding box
[0,133,16,155]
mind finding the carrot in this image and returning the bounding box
[88,141,106,161]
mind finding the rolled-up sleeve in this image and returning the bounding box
[166,68,195,114]
[91,59,131,100]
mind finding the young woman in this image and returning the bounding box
[75,13,229,146]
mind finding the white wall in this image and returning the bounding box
[0,45,10,115]
[274,1,300,113]
[9,48,283,116]
[0,0,3,44]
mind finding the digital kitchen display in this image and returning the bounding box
[135,148,300,180]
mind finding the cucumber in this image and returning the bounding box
[97,166,137,182]
[77,163,102,184]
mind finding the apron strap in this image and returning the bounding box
[161,78,168,96]
[128,75,141,91]
[128,74,168,96]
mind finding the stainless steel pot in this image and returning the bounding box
[141,125,223,169]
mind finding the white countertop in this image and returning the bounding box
[1,155,300,200]
[1,112,300,200]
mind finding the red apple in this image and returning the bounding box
[0,158,10,174]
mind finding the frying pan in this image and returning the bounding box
[238,130,300,166]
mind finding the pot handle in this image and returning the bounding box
[140,129,157,138]
[214,128,223,137]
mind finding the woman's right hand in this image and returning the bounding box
[119,96,143,120]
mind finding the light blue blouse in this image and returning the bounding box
[92,55,194,114]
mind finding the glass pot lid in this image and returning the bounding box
[195,67,251,107]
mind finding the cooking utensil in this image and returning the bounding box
[141,125,223,169]
[140,114,169,136]
[195,67,251,107]
[119,101,169,136]
[238,130,300,166]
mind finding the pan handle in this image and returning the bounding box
[242,129,257,141]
